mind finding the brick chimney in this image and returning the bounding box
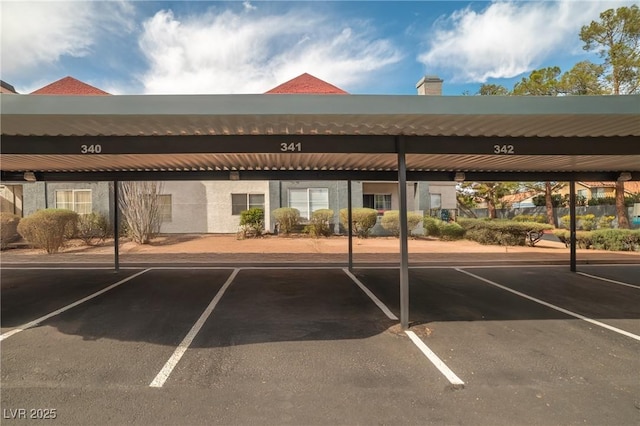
[416,75,443,95]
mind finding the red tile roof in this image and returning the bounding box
[579,181,640,194]
[31,76,110,95]
[265,73,348,94]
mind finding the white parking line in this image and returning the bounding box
[0,269,151,341]
[149,268,240,388]
[455,268,640,342]
[577,272,640,290]
[405,330,465,388]
[342,268,398,320]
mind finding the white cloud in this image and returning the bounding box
[418,0,631,82]
[0,1,135,77]
[138,7,403,94]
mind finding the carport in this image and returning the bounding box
[1,93,639,328]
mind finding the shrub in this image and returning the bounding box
[238,208,264,238]
[380,211,423,237]
[306,209,334,238]
[439,222,465,240]
[423,216,442,237]
[17,209,78,253]
[0,212,21,250]
[512,214,546,223]
[459,218,552,246]
[560,214,598,231]
[551,229,593,249]
[590,229,640,251]
[77,212,111,246]
[597,215,615,229]
[272,207,300,235]
[339,208,378,238]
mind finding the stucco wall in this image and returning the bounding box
[21,182,112,219]
[428,182,457,209]
[159,181,271,234]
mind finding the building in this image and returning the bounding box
[558,181,640,201]
[0,74,457,234]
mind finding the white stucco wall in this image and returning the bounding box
[159,181,271,234]
[428,182,457,209]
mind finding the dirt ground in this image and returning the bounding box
[2,233,639,264]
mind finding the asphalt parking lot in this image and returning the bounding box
[1,264,639,425]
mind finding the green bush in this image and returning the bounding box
[590,229,640,251]
[459,218,552,246]
[0,212,21,250]
[17,209,78,253]
[439,222,466,240]
[272,207,300,235]
[77,212,111,246]
[560,214,599,231]
[380,211,423,237]
[552,229,594,249]
[238,208,264,238]
[597,215,615,229]
[423,216,442,237]
[512,214,546,223]
[339,208,378,238]
[306,209,334,238]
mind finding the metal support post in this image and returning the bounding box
[397,136,410,329]
[569,180,577,272]
[347,180,353,271]
[114,180,120,272]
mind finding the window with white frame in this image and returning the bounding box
[430,193,442,210]
[158,194,172,222]
[591,188,606,198]
[363,194,392,213]
[231,193,265,215]
[55,189,92,214]
[577,189,588,199]
[289,188,329,219]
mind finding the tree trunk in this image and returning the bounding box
[487,201,496,219]
[616,180,629,229]
[544,181,555,226]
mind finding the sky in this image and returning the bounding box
[0,0,635,95]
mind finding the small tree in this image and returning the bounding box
[119,181,164,244]
[272,207,300,235]
[307,209,334,238]
[239,208,264,238]
[77,212,111,246]
[339,208,378,238]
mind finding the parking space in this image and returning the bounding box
[1,265,639,425]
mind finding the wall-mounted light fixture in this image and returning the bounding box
[618,172,632,182]
[23,171,36,182]
[454,172,466,183]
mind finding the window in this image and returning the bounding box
[231,193,265,215]
[289,188,329,219]
[577,189,587,199]
[591,188,605,199]
[430,193,442,210]
[158,194,172,222]
[363,194,392,214]
[55,189,92,214]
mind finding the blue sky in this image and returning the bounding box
[1,1,634,95]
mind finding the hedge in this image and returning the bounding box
[458,218,553,246]
[380,211,423,237]
[339,208,378,238]
[0,212,21,250]
[422,217,465,240]
[552,229,640,251]
[512,214,547,223]
[272,207,300,235]
[17,209,79,253]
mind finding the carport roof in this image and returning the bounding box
[1,93,639,179]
